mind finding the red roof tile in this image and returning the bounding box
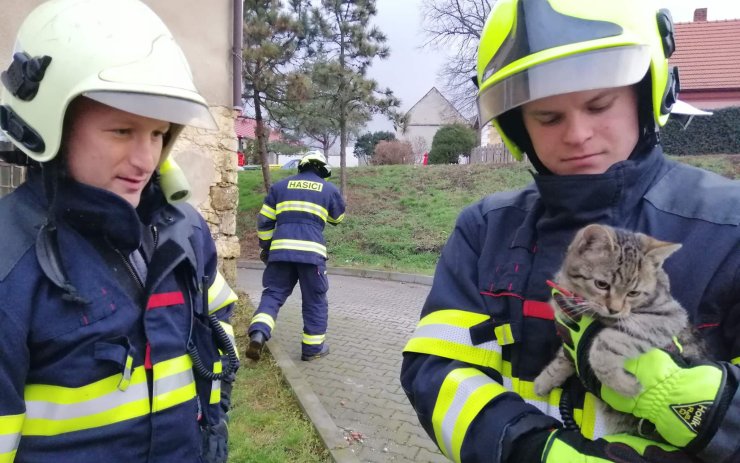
[234,117,284,142]
[670,19,740,91]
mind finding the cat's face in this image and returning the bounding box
[557,224,681,320]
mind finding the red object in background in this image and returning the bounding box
[237,151,245,167]
[422,152,429,165]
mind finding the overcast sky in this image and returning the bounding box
[364,0,740,133]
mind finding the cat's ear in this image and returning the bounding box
[574,224,615,254]
[643,236,682,266]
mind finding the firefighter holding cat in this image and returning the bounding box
[0,0,238,461]
[400,0,740,462]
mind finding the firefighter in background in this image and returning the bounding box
[247,151,346,362]
[0,0,238,461]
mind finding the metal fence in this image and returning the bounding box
[469,143,521,165]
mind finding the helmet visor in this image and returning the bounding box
[477,45,651,125]
[83,91,218,130]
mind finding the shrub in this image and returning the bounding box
[429,124,478,164]
[371,140,414,165]
[661,106,740,155]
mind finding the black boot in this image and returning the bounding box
[245,331,266,361]
[301,343,330,362]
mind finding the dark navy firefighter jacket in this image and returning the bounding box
[401,145,740,463]
[257,170,346,264]
[0,172,238,462]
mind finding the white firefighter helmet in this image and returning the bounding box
[0,0,217,162]
[299,150,331,177]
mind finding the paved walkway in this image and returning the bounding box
[237,262,448,463]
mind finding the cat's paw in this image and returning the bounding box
[533,373,556,397]
[609,373,642,397]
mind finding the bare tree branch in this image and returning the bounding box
[420,0,494,116]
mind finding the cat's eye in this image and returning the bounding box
[594,280,609,290]
[627,290,641,297]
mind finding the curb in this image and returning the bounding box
[265,335,360,463]
[237,259,434,286]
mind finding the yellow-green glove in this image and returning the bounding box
[540,429,701,462]
[552,290,730,452]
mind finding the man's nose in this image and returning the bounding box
[129,136,160,171]
[562,113,593,146]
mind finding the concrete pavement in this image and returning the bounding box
[236,261,448,463]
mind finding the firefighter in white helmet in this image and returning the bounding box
[247,150,346,362]
[0,1,237,461]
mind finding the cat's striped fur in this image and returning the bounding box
[534,224,704,435]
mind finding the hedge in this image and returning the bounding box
[661,106,740,155]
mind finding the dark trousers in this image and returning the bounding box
[249,261,329,355]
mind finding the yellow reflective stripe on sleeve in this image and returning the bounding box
[250,313,275,330]
[405,310,561,409]
[0,414,22,459]
[0,449,17,463]
[302,333,326,345]
[259,204,276,220]
[208,272,238,314]
[23,368,150,436]
[219,321,239,359]
[258,229,274,240]
[276,200,329,222]
[118,354,134,391]
[327,212,345,224]
[152,355,197,413]
[210,361,222,405]
[270,239,327,257]
[494,324,514,346]
[432,368,507,462]
[732,356,739,365]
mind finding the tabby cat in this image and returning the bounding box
[533,224,704,435]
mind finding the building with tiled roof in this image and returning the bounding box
[670,8,740,109]
[234,117,285,142]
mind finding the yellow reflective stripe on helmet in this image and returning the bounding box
[0,413,22,460]
[208,272,237,314]
[258,228,274,240]
[302,333,326,345]
[152,355,196,413]
[327,212,345,224]
[259,204,277,220]
[210,361,222,405]
[270,239,327,257]
[23,368,150,436]
[432,368,507,462]
[732,356,739,366]
[276,200,329,222]
[250,313,276,330]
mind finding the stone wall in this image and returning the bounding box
[166,106,241,284]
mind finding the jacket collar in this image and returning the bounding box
[532,143,667,230]
[26,170,166,254]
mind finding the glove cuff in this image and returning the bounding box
[696,363,740,460]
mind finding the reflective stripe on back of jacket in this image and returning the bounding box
[257,170,346,265]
